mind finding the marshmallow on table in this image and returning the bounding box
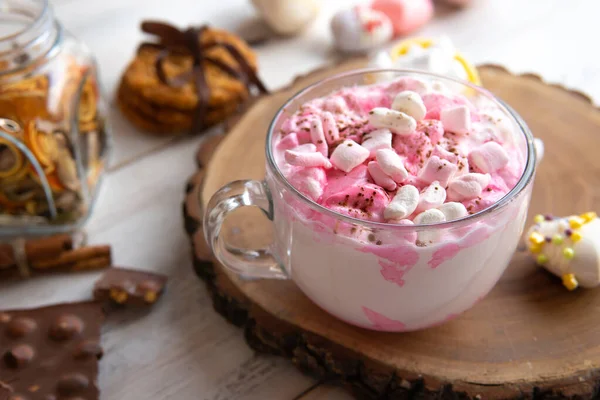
[251,0,320,36]
[417,155,458,187]
[417,181,446,212]
[369,107,417,136]
[371,0,433,37]
[285,145,332,168]
[437,202,468,221]
[527,212,600,290]
[446,173,491,201]
[309,117,328,156]
[361,129,393,156]
[469,141,509,173]
[368,161,397,191]
[330,139,370,173]
[391,91,426,121]
[331,6,393,53]
[441,105,471,135]
[384,184,419,220]
[376,149,409,183]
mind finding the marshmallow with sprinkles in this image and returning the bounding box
[526,212,600,291]
[274,75,526,224]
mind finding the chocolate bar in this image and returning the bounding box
[93,267,167,307]
[0,301,104,399]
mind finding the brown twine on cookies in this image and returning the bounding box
[139,21,268,134]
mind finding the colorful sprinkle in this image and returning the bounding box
[528,232,545,245]
[544,214,553,221]
[545,237,552,243]
[552,234,564,245]
[536,254,548,265]
[529,244,543,254]
[569,217,584,229]
[533,214,545,223]
[563,247,575,260]
[581,211,597,223]
[562,273,578,291]
[571,231,583,242]
[565,229,573,237]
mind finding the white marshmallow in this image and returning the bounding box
[376,149,409,183]
[417,156,458,187]
[437,202,468,221]
[285,148,332,168]
[361,129,393,156]
[368,107,417,136]
[431,144,458,164]
[321,112,340,145]
[414,208,446,225]
[330,139,370,172]
[384,185,419,220]
[323,96,347,113]
[289,167,326,201]
[417,181,446,212]
[368,161,397,191]
[534,137,544,166]
[391,91,426,121]
[441,105,471,135]
[469,141,509,173]
[252,0,319,35]
[447,173,491,201]
[309,117,328,156]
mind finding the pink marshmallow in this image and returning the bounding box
[324,183,390,222]
[361,128,393,156]
[441,105,471,135]
[285,147,332,168]
[431,144,458,164]
[330,139,370,172]
[447,173,491,201]
[417,181,446,212]
[368,161,398,191]
[321,112,340,145]
[277,133,299,151]
[309,117,328,156]
[469,142,510,173]
[371,0,434,37]
[417,155,458,187]
[376,148,409,183]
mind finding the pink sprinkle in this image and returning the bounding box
[362,306,406,331]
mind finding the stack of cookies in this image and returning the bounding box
[117,23,265,135]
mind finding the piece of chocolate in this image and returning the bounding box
[0,301,104,400]
[93,267,167,307]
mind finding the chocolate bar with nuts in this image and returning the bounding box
[0,301,104,399]
[93,267,167,307]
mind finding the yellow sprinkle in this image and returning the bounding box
[569,217,584,229]
[562,274,579,291]
[529,232,545,245]
[563,247,575,260]
[571,231,583,242]
[533,214,545,223]
[536,254,548,265]
[552,234,564,245]
[529,243,543,254]
[581,212,597,223]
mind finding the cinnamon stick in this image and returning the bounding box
[30,246,111,270]
[0,234,73,268]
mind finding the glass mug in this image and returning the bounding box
[204,70,536,332]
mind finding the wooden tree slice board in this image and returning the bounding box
[183,59,600,399]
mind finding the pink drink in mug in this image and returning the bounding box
[204,70,536,332]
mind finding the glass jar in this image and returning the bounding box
[0,0,110,237]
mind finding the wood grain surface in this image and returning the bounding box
[187,60,600,399]
[3,0,600,399]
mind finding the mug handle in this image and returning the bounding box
[203,179,288,279]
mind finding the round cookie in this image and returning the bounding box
[121,27,258,111]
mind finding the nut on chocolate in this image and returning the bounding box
[94,267,167,307]
[0,301,104,399]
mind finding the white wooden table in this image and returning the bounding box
[2,0,600,398]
